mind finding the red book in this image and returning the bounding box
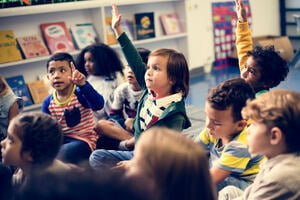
[40,21,75,54]
[17,34,50,58]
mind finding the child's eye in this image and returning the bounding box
[145,66,150,70]
[213,121,222,126]
[153,66,159,71]
[248,68,255,74]
[60,68,67,73]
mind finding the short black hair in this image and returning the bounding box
[46,52,75,70]
[207,77,255,122]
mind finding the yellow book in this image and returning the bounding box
[105,17,117,45]
[0,30,22,64]
[27,80,50,104]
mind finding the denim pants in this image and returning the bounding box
[89,149,134,171]
[57,136,91,165]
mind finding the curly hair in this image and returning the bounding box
[76,43,124,79]
[247,45,289,88]
[207,77,255,122]
[12,112,63,168]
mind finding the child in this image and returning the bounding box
[95,48,150,149]
[219,89,300,199]
[1,112,76,190]
[117,127,217,200]
[235,0,289,96]
[76,43,124,120]
[89,4,191,170]
[42,52,104,165]
[0,76,23,141]
[194,77,265,191]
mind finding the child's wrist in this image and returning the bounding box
[118,140,129,150]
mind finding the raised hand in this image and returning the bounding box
[234,0,247,22]
[111,4,124,37]
[69,62,86,86]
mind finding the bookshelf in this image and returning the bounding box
[0,0,215,110]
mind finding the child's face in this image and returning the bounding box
[145,55,173,98]
[1,123,23,167]
[241,56,264,91]
[47,60,73,91]
[247,120,271,156]
[205,101,245,139]
[83,52,95,75]
[125,66,138,85]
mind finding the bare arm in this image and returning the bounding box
[210,166,231,184]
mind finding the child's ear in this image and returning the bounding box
[270,127,283,145]
[236,119,247,131]
[22,151,33,163]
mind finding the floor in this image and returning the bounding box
[186,64,300,107]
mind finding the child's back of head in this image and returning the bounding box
[242,89,300,153]
[207,77,255,122]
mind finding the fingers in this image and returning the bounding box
[112,3,118,16]
[69,62,86,86]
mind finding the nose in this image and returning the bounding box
[205,118,214,130]
[241,68,248,79]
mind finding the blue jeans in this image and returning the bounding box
[57,137,91,165]
[89,150,134,171]
[217,176,250,191]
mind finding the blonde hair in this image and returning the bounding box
[136,127,217,200]
[0,76,12,97]
[242,89,300,153]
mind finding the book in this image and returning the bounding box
[40,21,75,54]
[70,23,98,49]
[134,12,155,40]
[105,17,117,45]
[17,34,50,59]
[121,19,134,40]
[160,13,183,35]
[0,30,22,64]
[27,80,50,104]
[5,75,33,107]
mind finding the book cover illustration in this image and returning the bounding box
[0,30,22,64]
[40,21,75,54]
[5,75,33,107]
[160,13,183,35]
[134,12,155,40]
[70,23,98,49]
[17,34,50,59]
[105,17,117,45]
[121,19,134,40]
[27,80,49,104]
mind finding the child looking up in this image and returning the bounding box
[89,4,191,170]
[1,112,75,190]
[195,77,265,191]
[119,127,217,200]
[95,47,150,149]
[235,0,289,96]
[76,43,124,120]
[219,89,300,199]
[42,52,104,165]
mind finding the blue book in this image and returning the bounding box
[5,75,33,107]
[134,12,155,40]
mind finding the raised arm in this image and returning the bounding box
[234,0,253,72]
[111,4,146,89]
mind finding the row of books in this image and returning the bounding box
[5,75,50,107]
[1,0,85,9]
[0,12,183,64]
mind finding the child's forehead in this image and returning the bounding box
[205,101,234,120]
[48,60,70,68]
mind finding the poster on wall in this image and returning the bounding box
[212,0,252,69]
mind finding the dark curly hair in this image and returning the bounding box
[207,77,255,122]
[247,45,289,89]
[12,112,62,168]
[76,43,124,79]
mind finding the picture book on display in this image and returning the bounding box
[134,12,155,40]
[0,30,22,64]
[70,23,98,49]
[40,21,75,54]
[5,75,33,107]
[27,80,49,104]
[105,17,117,45]
[160,13,183,35]
[17,34,50,59]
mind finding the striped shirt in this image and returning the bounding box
[196,128,265,182]
[48,89,98,151]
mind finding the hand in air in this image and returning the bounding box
[234,0,247,23]
[69,62,86,86]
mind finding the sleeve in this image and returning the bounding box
[217,141,251,173]
[117,33,146,89]
[236,21,253,72]
[77,81,104,111]
[41,95,52,114]
[194,128,211,154]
